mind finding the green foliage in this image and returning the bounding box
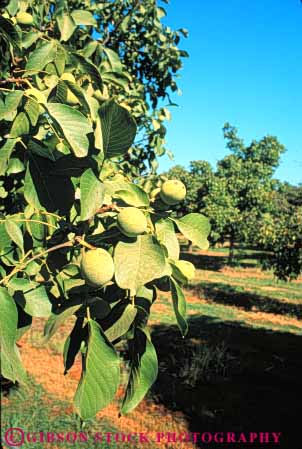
[74,320,120,420]
[0,0,188,175]
[164,125,286,253]
[259,207,302,280]
[121,327,158,415]
[282,182,302,207]
[0,0,209,419]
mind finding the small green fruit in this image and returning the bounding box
[117,207,147,237]
[16,12,33,25]
[160,180,186,205]
[81,248,115,288]
[173,260,195,283]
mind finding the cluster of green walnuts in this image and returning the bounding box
[81,179,194,288]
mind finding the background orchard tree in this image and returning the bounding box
[258,188,302,280]
[163,124,286,263]
[205,123,285,262]
[282,182,302,207]
[0,0,210,420]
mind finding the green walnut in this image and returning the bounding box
[117,207,147,237]
[16,12,33,25]
[80,248,114,288]
[173,260,195,283]
[60,72,79,105]
[160,180,186,205]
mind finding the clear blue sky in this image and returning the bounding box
[158,0,302,185]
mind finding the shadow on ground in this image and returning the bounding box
[180,250,270,270]
[191,282,302,319]
[151,316,302,448]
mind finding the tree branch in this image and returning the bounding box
[0,241,73,287]
[0,77,32,86]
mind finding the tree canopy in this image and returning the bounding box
[0,0,212,419]
[0,0,188,177]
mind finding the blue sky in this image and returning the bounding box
[158,0,302,185]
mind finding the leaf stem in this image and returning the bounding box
[86,307,91,321]
[75,236,96,250]
[0,241,73,287]
[0,218,57,230]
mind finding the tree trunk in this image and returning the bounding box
[228,231,235,265]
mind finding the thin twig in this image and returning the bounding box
[95,203,119,214]
[0,241,73,287]
[0,77,32,86]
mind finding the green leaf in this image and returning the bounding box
[71,10,97,26]
[73,53,102,85]
[11,280,52,317]
[169,277,188,336]
[89,299,111,320]
[64,318,86,374]
[24,260,41,276]
[15,306,32,340]
[74,320,120,420]
[172,213,210,250]
[136,285,155,303]
[155,218,179,260]
[54,45,66,75]
[105,304,137,342]
[26,212,47,245]
[24,97,40,126]
[1,91,23,121]
[21,31,41,49]
[7,158,25,175]
[0,222,11,251]
[50,154,93,176]
[56,14,76,42]
[0,287,27,383]
[101,72,129,90]
[114,184,150,207]
[27,139,56,161]
[114,235,166,295]
[121,327,158,414]
[9,112,30,138]
[47,103,93,158]
[4,220,24,253]
[24,155,75,214]
[44,305,81,341]
[99,100,136,158]
[0,16,20,49]
[25,40,57,72]
[103,48,123,73]
[0,139,17,176]
[24,164,43,210]
[80,168,105,221]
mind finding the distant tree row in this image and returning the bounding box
[157,124,302,280]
